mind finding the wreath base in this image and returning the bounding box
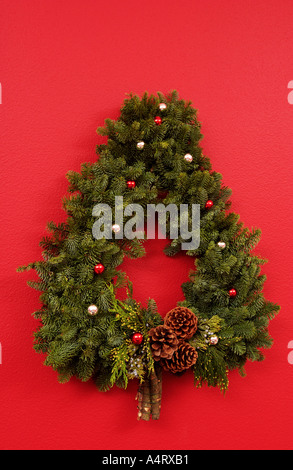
[17,90,280,422]
[137,365,162,421]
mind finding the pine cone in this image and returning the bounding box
[161,342,198,373]
[164,306,198,341]
[148,325,179,362]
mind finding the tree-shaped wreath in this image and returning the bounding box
[18,91,280,420]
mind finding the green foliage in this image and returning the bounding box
[18,90,280,394]
[108,290,162,389]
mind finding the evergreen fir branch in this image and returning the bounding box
[194,347,229,392]
[27,280,47,292]
[94,366,113,392]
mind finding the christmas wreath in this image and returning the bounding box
[18,91,280,421]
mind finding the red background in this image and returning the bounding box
[1,0,293,450]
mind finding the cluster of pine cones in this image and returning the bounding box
[148,307,198,373]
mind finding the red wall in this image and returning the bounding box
[1,0,293,450]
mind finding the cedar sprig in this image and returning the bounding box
[108,285,161,387]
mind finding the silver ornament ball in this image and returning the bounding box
[137,141,145,149]
[184,153,193,162]
[112,224,121,233]
[217,241,226,249]
[159,103,167,111]
[210,335,219,345]
[88,304,98,315]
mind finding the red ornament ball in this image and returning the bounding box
[154,116,162,125]
[229,288,237,297]
[205,200,214,209]
[94,263,105,274]
[127,180,136,189]
[131,332,143,345]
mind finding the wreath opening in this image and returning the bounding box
[18,90,280,421]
